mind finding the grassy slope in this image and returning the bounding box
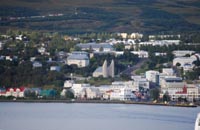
[0,0,200,34]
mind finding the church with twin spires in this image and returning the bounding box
[93,60,115,78]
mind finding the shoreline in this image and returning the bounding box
[0,99,197,107]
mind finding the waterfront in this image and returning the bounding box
[0,103,199,130]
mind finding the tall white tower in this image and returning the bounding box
[102,60,108,78]
[109,59,115,78]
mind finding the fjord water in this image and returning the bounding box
[0,103,199,130]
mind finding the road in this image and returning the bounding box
[121,58,149,76]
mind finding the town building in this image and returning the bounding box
[160,83,200,102]
[38,47,46,55]
[160,76,184,89]
[93,59,115,78]
[131,76,150,91]
[139,40,180,46]
[131,51,149,58]
[173,50,195,57]
[110,87,135,101]
[66,51,89,68]
[80,87,101,99]
[32,61,42,68]
[162,68,174,76]
[0,87,26,98]
[173,54,199,71]
[71,83,91,98]
[50,66,61,72]
[63,80,74,88]
[145,70,160,84]
[76,43,114,52]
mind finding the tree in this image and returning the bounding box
[150,88,160,101]
[163,92,170,102]
[99,46,104,52]
[176,62,181,67]
[63,89,74,99]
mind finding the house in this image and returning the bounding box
[38,47,46,55]
[162,68,174,76]
[63,80,74,88]
[131,51,149,58]
[173,50,195,57]
[57,51,67,60]
[155,52,167,56]
[129,33,143,39]
[139,40,180,46]
[71,83,91,98]
[66,51,89,68]
[145,70,160,85]
[32,61,42,68]
[0,87,26,98]
[76,43,114,52]
[80,87,102,99]
[131,76,150,91]
[93,60,114,78]
[118,33,128,39]
[50,66,61,72]
[15,35,23,41]
[110,87,135,101]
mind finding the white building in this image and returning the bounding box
[161,83,200,101]
[32,61,42,68]
[131,51,149,58]
[145,70,160,84]
[77,43,114,52]
[15,35,23,41]
[118,33,128,39]
[131,76,150,90]
[0,41,3,50]
[129,33,143,39]
[0,87,26,98]
[63,80,75,88]
[80,87,102,99]
[173,50,195,57]
[71,83,90,97]
[110,87,135,101]
[160,76,184,89]
[139,40,180,46]
[173,55,198,71]
[50,66,61,72]
[67,51,89,68]
[38,47,46,55]
[162,68,174,76]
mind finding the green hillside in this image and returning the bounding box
[0,0,200,34]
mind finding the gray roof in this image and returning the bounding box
[165,77,182,82]
[72,51,88,55]
[77,43,113,49]
[94,67,102,73]
[67,54,89,60]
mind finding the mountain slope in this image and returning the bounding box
[0,0,200,34]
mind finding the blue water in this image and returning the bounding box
[0,103,199,130]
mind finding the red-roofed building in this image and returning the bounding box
[161,84,199,101]
[0,87,27,97]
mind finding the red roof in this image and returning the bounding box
[6,87,26,92]
[176,86,187,94]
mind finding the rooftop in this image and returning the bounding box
[67,54,89,60]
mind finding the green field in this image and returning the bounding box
[0,0,200,34]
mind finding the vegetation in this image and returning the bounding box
[0,0,200,33]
